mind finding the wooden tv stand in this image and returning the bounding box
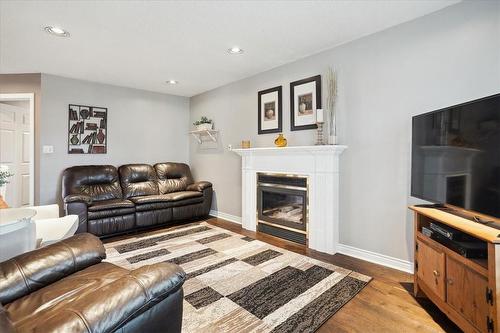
[410,206,500,333]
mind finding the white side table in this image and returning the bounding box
[0,208,36,261]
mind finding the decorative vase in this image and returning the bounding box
[97,129,105,144]
[70,134,79,145]
[299,103,306,114]
[327,106,337,144]
[0,194,8,208]
[274,133,287,147]
[197,123,212,131]
[326,67,338,145]
[79,108,90,119]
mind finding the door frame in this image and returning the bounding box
[0,93,35,206]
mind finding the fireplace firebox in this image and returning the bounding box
[257,173,308,244]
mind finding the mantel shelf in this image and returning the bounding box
[189,129,219,144]
[231,145,347,156]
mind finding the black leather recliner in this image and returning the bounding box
[62,163,212,237]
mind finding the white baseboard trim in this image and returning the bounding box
[337,244,413,273]
[209,210,242,224]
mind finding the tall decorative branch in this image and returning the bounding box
[326,67,337,144]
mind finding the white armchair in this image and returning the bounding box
[28,204,79,246]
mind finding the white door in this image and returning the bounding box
[0,102,31,207]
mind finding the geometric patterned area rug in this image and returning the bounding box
[104,222,371,333]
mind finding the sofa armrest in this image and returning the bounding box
[38,263,185,333]
[64,200,89,233]
[0,233,105,305]
[63,194,92,204]
[186,181,212,192]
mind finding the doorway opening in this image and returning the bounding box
[0,93,35,207]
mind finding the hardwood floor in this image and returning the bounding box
[204,217,462,333]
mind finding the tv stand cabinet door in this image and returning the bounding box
[447,257,488,332]
[417,239,446,301]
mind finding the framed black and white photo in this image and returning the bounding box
[258,86,282,134]
[290,75,321,131]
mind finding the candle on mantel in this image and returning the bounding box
[316,108,324,123]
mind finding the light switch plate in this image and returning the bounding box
[42,145,54,154]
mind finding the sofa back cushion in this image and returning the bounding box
[0,234,105,305]
[154,163,194,194]
[119,164,159,198]
[62,165,123,202]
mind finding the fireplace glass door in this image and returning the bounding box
[257,174,307,232]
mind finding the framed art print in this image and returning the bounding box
[258,85,282,134]
[290,75,321,131]
[68,104,107,154]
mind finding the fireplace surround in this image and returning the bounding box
[232,145,346,254]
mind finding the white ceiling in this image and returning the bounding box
[0,0,459,97]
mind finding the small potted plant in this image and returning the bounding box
[0,167,14,199]
[193,116,213,131]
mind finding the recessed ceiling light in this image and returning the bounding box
[167,80,178,85]
[44,26,70,37]
[228,47,244,54]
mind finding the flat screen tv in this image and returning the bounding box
[411,93,500,219]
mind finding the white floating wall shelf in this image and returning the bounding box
[189,129,219,144]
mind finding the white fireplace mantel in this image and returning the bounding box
[232,145,347,254]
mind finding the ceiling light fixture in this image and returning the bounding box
[44,26,70,37]
[228,46,244,54]
[167,80,178,85]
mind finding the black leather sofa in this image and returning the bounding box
[62,163,212,237]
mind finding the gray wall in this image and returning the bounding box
[189,1,500,261]
[40,74,190,205]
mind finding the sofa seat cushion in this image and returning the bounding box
[131,191,202,204]
[87,199,135,219]
[164,191,202,201]
[130,195,172,205]
[5,262,128,327]
[88,199,135,211]
[135,202,171,212]
[131,191,203,212]
[130,195,174,212]
[165,191,204,208]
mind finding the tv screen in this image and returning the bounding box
[411,93,500,218]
